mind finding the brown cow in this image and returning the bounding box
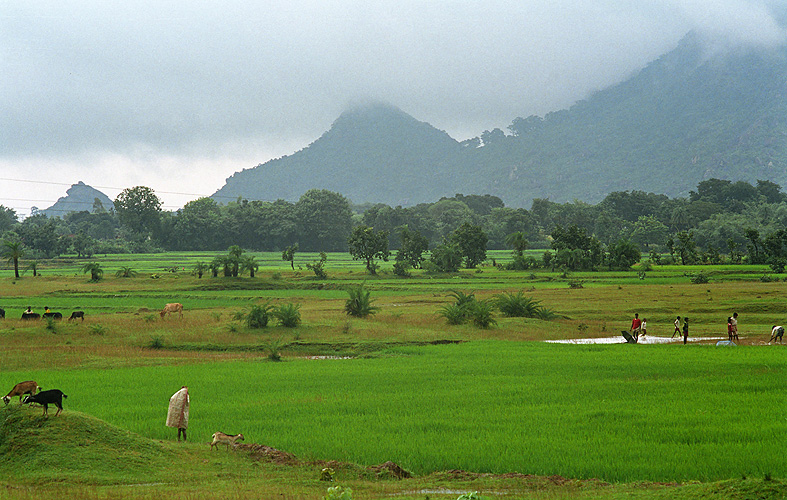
[160,303,184,318]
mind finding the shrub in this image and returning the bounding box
[493,291,541,318]
[115,266,138,278]
[272,303,301,328]
[45,317,57,333]
[690,272,709,284]
[324,486,353,500]
[392,261,411,277]
[246,302,274,328]
[447,289,476,308]
[344,285,379,318]
[306,252,328,279]
[438,304,468,325]
[147,336,166,349]
[466,300,496,329]
[89,324,107,336]
[265,337,285,361]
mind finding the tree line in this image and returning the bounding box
[3,179,787,274]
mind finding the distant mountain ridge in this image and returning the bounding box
[212,33,787,208]
[41,181,113,217]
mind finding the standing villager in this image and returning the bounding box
[672,316,681,338]
[727,317,734,342]
[166,386,189,441]
[682,318,689,345]
[730,312,739,341]
[631,313,642,340]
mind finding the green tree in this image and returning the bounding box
[2,238,25,278]
[281,243,298,270]
[449,222,488,268]
[114,186,162,237]
[608,239,642,270]
[675,230,698,265]
[395,227,429,269]
[0,205,18,233]
[348,226,390,275]
[72,231,96,258]
[631,215,668,249]
[550,224,603,270]
[428,241,463,273]
[172,197,223,250]
[295,189,352,251]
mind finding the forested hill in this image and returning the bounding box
[212,32,787,208]
[212,105,464,207]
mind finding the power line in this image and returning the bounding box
[0,177,226,198]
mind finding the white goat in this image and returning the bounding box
[210,432,245,451]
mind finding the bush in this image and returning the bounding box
[690,272,710,284]
[272,303,301,328]
[246,302,274,328]
[392,261,411,277]
[493,291,542,317]
[265,337,284,361]
[306,252,328,279]
[344,285,379,318]
[466,300,497,329]
[324,486,353,500]
[438,304,468,325]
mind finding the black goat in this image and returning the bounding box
[23,389,68,416]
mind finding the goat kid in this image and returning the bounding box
[210,432,244,451]
[3,380,40,405]
[23,389,67,416]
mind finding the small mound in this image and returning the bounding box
[0,405,174,483]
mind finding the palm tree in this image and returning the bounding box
[81,262,104,281]
[2,239,25,279]
[504,231,529,257]
[192,261,208,279]
[241,255,259,278]
[26,260,38,277]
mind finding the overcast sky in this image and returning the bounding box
[2,1,786,217]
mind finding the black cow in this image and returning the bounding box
[0,308,5,319]
[42,312,63,320]
[23,389,68,416]
[21,312,41,320]
[68,311,85,322]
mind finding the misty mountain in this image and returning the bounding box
[41,181,113,217]
[212,33,787,208]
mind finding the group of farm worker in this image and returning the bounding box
[629,311,785,344]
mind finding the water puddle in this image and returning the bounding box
[546,336,726,344]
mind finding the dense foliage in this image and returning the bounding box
[5,177,787,273]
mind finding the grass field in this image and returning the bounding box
[1,252,786,499]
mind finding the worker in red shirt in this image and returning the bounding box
[631,313,643,339]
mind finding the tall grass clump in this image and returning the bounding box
[344,284,379,318]
[272,303,301,328]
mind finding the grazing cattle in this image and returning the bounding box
[210,432,244,451]
[3,380,40,405]
[160,303,184,319]
[0,308,5,319]
[42,312,63,320]
[21,312,40,320]
[23,389,67,416]
[68,311,85,322]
